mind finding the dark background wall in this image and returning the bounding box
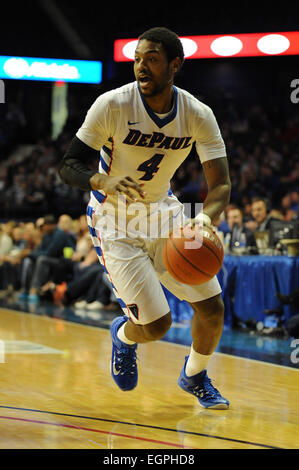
[1,1,298,141]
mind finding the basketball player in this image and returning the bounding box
[59,27,231,409]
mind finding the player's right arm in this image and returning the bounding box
[58,135,99,191]
[89,173,146,201]
[59,94,145,201]
[59,136,145,201]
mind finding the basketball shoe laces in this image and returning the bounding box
[185,371,221,399]
[115,346,137,376]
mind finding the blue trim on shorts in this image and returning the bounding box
[117,298,127,309]
[88,226,97,238]
[86,206,94,217]
[94,246,102,258]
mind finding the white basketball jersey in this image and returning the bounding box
[77,81,226,239]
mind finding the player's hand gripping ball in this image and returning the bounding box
[163,224,224,285]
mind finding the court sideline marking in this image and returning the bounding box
[0,414,196,449]
[1,307,297,371]
[0,406,282,449]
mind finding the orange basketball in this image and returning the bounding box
[163,225,224,285]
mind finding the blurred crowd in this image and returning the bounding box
[1,98,299,222]
[172,100,299,222]
[0,213,119,310]
[0,130,91,219]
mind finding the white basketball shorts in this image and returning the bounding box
[86,196,221,325]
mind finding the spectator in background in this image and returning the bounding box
[19,214,76,301]
[0,225,23,294]
[71,214,91,260]
[39,213,93,296]
[214,203,237,235]
[0,224,13,255]
[57,214,76,242]
[0,223,39,295]
[280,191,299,221]
[0,225,25,294]
[5,226,27,256]
[269,208,284,221]
[224,206,257,254]
[53,250,119,311]
[34,217,45,241]
[290,191,299,213]
[245,197,280,232]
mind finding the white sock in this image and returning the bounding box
[117,323,136,345]
[185,344,212,377]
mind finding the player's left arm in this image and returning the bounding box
[201,156,231,224]
[193,105,231,226]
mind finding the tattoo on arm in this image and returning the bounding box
[206,160,216,169]
[202,157,230,189]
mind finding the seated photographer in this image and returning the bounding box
[224,206,258,254]
[245,197,280,232]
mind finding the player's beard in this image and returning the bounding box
[138,68,172,98]
[139,81,164,98]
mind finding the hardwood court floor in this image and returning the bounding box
[0,307,298,449]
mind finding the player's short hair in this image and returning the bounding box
[138,27,185,68]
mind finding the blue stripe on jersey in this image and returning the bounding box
[102,145,112,157]
[92,190,106,204]
[100,156,109,173]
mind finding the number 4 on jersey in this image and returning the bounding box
[137,153,165,181]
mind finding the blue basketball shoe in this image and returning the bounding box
[110,316,138,391]
[178,356,229,409]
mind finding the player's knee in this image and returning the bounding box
[193,295,224,321]
[143,312,172,341]
[211,296,225,317]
